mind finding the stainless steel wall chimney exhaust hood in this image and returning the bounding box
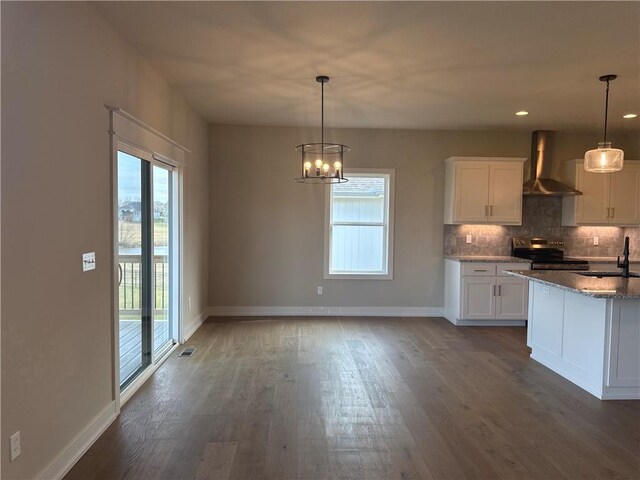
[523,131,582,196]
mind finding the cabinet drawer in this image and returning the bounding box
[497,263,530,276]
[462,264,496,276]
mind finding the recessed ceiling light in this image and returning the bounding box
[623,113,638,119]
[515,111,529,116]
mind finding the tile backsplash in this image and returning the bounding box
[444,196,639,257]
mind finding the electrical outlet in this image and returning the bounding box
[466,235,472,244]
[10,431,21,462]
[188,297,192,310]
[593,236,599,246]
[82,252,96,272]
[317,286,323,295]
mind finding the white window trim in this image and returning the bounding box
[324,168,395,280]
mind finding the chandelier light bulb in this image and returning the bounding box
[314,159,323,168]
[322,163,330,174]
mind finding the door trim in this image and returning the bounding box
[109,108,185,412]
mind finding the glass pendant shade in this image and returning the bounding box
[584,142,624,173]
[584,74,624,173]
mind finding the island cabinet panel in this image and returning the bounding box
[525,280,640,400]
[444,157,526,225]
[561,293,606,385]
[444,259,529,326]
[606,300,640,388]
[562,160,640,226]
[528,282,564,356]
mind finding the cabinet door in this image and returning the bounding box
[461,277,495,319]
[488,163,523,224]
[454,162,489,223]
[576,168,610,224]
[495,277,529,320]
[609,163,640,226]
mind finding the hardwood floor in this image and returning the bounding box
[65,317,640,480]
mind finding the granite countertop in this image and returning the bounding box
[444,255,531,263]
[573,256,640,264]
[505,270,640,299]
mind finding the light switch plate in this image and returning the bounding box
[317,286,323,295]
[466,235,472,244]
[10,431,20,462]
[82,252,96,272]
[593,237,599,246]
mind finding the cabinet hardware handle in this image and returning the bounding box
[497,285,501,296]
[492,285,496,296]
[489,205,493,216]
[611,207,615,218]
[474,269,487,272]
[484,205,488,217]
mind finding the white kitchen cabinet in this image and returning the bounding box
[444,260,530,326]
[444,157,526,225]
[495,276,529,319]
[562,160,640,226]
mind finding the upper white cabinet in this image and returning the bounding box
[444,157,526,225]
[562,160,640,226]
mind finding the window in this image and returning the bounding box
[325,169,395,279]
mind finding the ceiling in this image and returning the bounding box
[94,1,640,131]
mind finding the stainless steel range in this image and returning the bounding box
[512,237,589,270]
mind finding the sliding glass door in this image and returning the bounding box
[152,165,172,354]
[117,150,175,389]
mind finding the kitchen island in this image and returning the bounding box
[507,270,640,400]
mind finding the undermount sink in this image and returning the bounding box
[577,271,640,278]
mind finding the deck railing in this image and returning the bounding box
[118,254,169,316]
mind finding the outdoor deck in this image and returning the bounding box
[119,320,170,384]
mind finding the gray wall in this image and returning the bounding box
[208,125,637,309]
[1,2,209,478]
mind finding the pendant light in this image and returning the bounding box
[584,74,624,173]
[295,76,349,184]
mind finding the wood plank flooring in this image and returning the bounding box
[66,317,640,480]
[119,320,170,383]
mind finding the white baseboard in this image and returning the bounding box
[183,309,206,341]
[36,401,117,480]
[206,306,445,317]
[444,316,526,327]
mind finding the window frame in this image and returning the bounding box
[324,168,395,280]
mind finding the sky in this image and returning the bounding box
[118,151,169,204]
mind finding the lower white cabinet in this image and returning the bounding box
[445,260,530,326]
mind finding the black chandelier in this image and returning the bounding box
[295,76,349,184]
